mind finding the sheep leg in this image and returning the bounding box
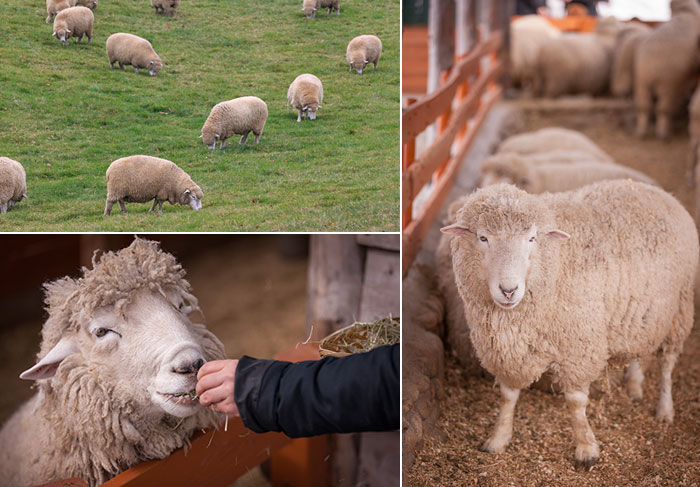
[148,199,158,213]
[239,133,249,145]
[118,200,127,214]
[625,359,644,400]
[104,200,114,215]
[634,83,652,138]
[373,60,378,69]
[328,6,332,14]
[297,110,303,122]
[336,5,339,14]
[134,67,139,74]
[157,201,164,215]
[118,62,124,70]
[254,132,261,144]
[46,14,52,23]
[480,383,520,454]
[76,34,83,43]
[565,390,599,471]
[220,140,226,149]
[656,351,678,423]
[0,203,7,214]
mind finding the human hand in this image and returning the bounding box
[196,359,240,417]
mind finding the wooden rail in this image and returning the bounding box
[402,31,503,274]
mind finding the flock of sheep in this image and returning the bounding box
[511,0,700,141]
[0,0,384,216]
[437,123,699,470]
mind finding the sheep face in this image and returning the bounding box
[201,131,218,150]
[303,6,318,18]
[181,189,202,211]
[53,28,71,45]
[85,0,97,9]
[148,59,163,76]
[303,102,319,120]
[21,289,207,419]
[349,58,370,74]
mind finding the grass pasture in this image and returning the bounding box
[0,0,399,231]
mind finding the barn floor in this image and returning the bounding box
[405,99,700,486]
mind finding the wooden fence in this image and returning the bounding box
[402,31,503,273]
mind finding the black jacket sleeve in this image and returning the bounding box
[234,344,399,438]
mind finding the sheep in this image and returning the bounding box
[287,74,323,122]
[52,6,93,46]
[46,0,70,23]
[200,96,268,150]
[480,153,657,192]
[346,35,382,74]
[533,16,620,97]
[302,0,339,18]
[104,155,203,215]
[441,181,698,469]
[0,157,27,214]
[509,15,561,93]
[0,238,226,487]
[106,33,163,76]
[151,0,180,17]
[634,0,700,139]
[69,0,98,9]
[610,22,652,97]
[497,127,614,163]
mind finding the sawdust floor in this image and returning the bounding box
[405,102,700,486]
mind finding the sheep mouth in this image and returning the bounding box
[495,300,518,310]
[159,391,198,405]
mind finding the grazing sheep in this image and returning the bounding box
[0,238,226,487]
[52,6,93,46]
[346,35,382,74]
[200,96,268,150]
[0,157,27,214]
[441,181,698,469]
[105,155,203,215]
[151,0,180,17]
[635,0,700,139]
[46,0,70,23]
[480,153,656,192]
[302,0,339,18]
[69,0,98,9]
[533,16,620,97]
[497,127,613,163]
[610,23,652,97]
[106,33,163,76]
[287,74,323,122]
[509,15,561,93]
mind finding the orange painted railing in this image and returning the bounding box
[402,31,503,274]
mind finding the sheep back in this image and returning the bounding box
[346,35,382,73]
[498,127,613,162]
[509,15,561,88]
[46,0,71,22]
[106,33,163,75]
[151,0,180,17]
[53,6,93,43]
[201,96,268,144]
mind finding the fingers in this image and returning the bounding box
[197,360,226,381]
[195,371,225,398]
[198,381,233,408]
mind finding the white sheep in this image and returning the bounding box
[105,155,203,215]
[151,0,180,17]
[480,152,656,192]
[610,22,651,98]
[346,35,382,74]
[441,181,698,469]
[106,33,163,76]
[635,0,700,139]
[497,127,614,162]
[0,238,226,487]
[302,0,339,18]
[287,74,323,122]
[200,96,268,150]
[46,0,70,23]
[52,6,93,46]
[533,16,620,97]
[0,157,27,214]
[509,15,561,93]
[69,0,98,9]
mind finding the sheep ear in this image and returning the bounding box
[544,229,570,240]
[184,189,191,196]
[66,29,71,34]
[440,223,472,236]
[198,134,203,138]
[52,31,57,37]
[214,134,220,140]
[20,337,79,380]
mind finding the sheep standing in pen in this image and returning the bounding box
[480,153,657,192]
[0,157,27,214]
[46,0,70,23]
[533,16,620,97]
[200,96,268,150]
[105,155,203,215]
[346,35,382,74]
[302,0,339,18]
[497,127,613,162]
[509,15,561,94]
[610,22,651,98]
[287,74,323,122]
[151,0,180,17]
[0,238,226,487]
[634,0,700,139]
[52,6,93,46]
[441,181,698,469]
[106,33,163,76]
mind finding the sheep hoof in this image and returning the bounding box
[574,443,599,471]
[479,436,509,454]
[574,456,599,472]
[656,406,674,424]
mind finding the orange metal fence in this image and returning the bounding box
[402,31,503,274]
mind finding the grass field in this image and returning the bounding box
[0,0,399,231]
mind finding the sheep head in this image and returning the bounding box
[181,188,203,211]
[21,238,225,420]
[441,184,569,310]
[53,29,71,45]
[148,59,163,76]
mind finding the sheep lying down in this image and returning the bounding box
[0,238,226,487]
[442,181,698,470]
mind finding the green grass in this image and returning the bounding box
[0,0,399,231]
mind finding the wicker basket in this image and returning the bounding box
[318,317,400,358]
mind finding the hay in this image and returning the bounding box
[319,317,400,357]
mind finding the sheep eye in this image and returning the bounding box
[94,328,109,337]
[529,236,536,242]
[479,236,488,243]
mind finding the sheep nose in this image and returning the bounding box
[499,285,518,300]
[173,358,205,375]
